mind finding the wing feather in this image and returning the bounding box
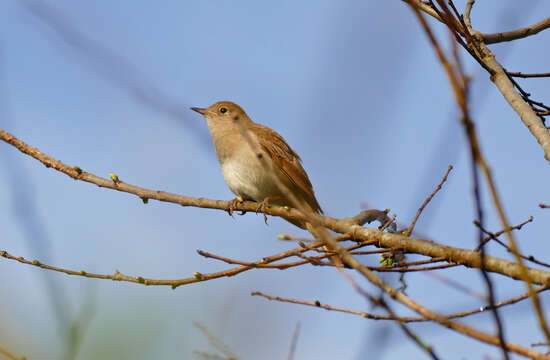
[250,123,323,214]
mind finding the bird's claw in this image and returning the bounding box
[256,196,280,225]
[227,196,244,217]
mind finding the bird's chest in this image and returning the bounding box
[220,155,276,201]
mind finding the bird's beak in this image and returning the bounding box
[191,107,207,115]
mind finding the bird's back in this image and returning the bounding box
[250,122,323,215]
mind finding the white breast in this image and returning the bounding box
[220,154,276,201]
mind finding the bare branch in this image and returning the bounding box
[194,322,238,360]
[401,0,442,22]
[407,165,453,236]
[483,16,550,44]
[476,41,550,341]
[470,4,550,163]
[411,0,550,45]
[0,346,24,360]
[508,72,550,79]
[474,219,550,269]
[408,0,550,163]
[0,239,328,288]
[1,128,550,285]
[417,1,550,346]
[252,291,411,321]
[253,285,550,324]
[335,266,441,360]
[286,322,301,360]
[474,216,534,251]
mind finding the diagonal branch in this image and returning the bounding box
[1,128,550,285]
[407,165,453,236]
[405,0,550,44]
[474,216,533,251]
[307,219,550,359]
[410,2,547,355]
[0,346,23,360]
[480,43,550,164]
[463,0,550,344]
[406,0,550,164]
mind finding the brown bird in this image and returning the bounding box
[191,101,322,228]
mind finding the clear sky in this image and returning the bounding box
[1,1,549,359]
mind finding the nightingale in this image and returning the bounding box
[191,101,322,229]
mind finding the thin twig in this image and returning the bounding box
[412,0,550,164]
[508,72,550,79]
[464,0,474,30]
[401,0,442,22]
[445,0,550,345]
[335,266,441,360]
[198,243,455,274]
[474,216,533,251]
[376,263,457,272]
[1,129,550,284]
[234,62,549,355]
[407,165,453,236]
[252,284,550,324]
[379,296,440,360]
[0,347,22,360]
[474,219,550,269]
[412,3,509,358]
[194,322,238,360]
[0,240,327,288]
[412,0,550,45]
[201,86,550,357]
[380,213,397,232]
[286,322,301,360]
[252,291,408,321]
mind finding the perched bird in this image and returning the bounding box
[191,101,322,228]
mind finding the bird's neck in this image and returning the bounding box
[206,119,250,164]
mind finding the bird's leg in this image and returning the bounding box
[227,196,245,217]
[256,196,281,224]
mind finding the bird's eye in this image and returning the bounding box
[219,107,228,114]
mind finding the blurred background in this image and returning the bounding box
[1,0,549,359]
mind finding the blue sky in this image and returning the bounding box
[1,1,550,359]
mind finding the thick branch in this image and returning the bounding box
[414,2,550,345]
[483,16,550,44]
[406,0,550,44]
[479,42,550,164]
[401,0,442,21]
[1,128,550,286]
[315,214,550,359]
[408,0,550,164]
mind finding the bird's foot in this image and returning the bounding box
[227,196,245,217]
[256,196,281,224]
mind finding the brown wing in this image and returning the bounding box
[250,123,323,214]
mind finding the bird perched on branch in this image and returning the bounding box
[191,101,322,229]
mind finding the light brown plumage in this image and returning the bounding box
[191,101,322,228]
